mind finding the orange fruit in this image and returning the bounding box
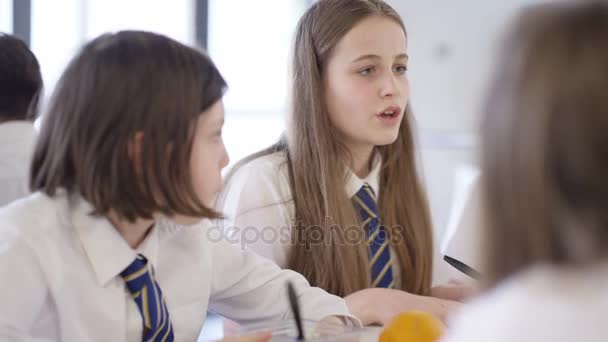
[379,311,445,342]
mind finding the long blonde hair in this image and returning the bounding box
[227,0,433,297]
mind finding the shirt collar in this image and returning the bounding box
[70,195,160,287]
[345,152,382,198]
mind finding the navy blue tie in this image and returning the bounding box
[121,254,174,341]
[352,184,394,288]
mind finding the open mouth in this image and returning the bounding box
[376,106,402,123]
[379,109,397,118]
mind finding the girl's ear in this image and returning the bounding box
[128,132,145,175]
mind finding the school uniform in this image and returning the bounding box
[216,150,403,289]
[441,263,608,342]
[0,190,358,341]
[0,121,37,207]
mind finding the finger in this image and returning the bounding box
[249,331,272,342]
[448,278,464,285]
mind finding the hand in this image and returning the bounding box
[218,331,272,342]
[223,318,241,335]
[315,315,350,336]
[345,288,461,326]
[430,280,476,302]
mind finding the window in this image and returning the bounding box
[208,0,310,168]
[31,0,85,98]
[0,0,12,33]
[31,0,194,107]
[84,0,194,43]
[29,0,309,169]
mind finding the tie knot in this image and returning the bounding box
[359,182,375,195]
[121,254,150,285]
[353,183,379,221]
[354,183,377,203]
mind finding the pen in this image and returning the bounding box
[287,281,305,340]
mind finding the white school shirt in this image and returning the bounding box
[0,121,37,207]
[0,191,358,342]
[215,151,402,288]
[441,263,608,342]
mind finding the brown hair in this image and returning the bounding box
[226,0,433,297]
[31,31,227,222]
[481,1,608,287]
[0,33,43,122]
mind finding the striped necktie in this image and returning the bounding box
[352,183,394,288]
[121,254,174,342]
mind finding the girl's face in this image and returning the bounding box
[158,99,229,226]
[189,99,229,208]
[324,15,409,154]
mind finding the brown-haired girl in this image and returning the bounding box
[0,30,358,341]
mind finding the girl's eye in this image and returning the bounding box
[394,64,408,74]
[358,66,375,76]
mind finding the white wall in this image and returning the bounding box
[391,0,550,131]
